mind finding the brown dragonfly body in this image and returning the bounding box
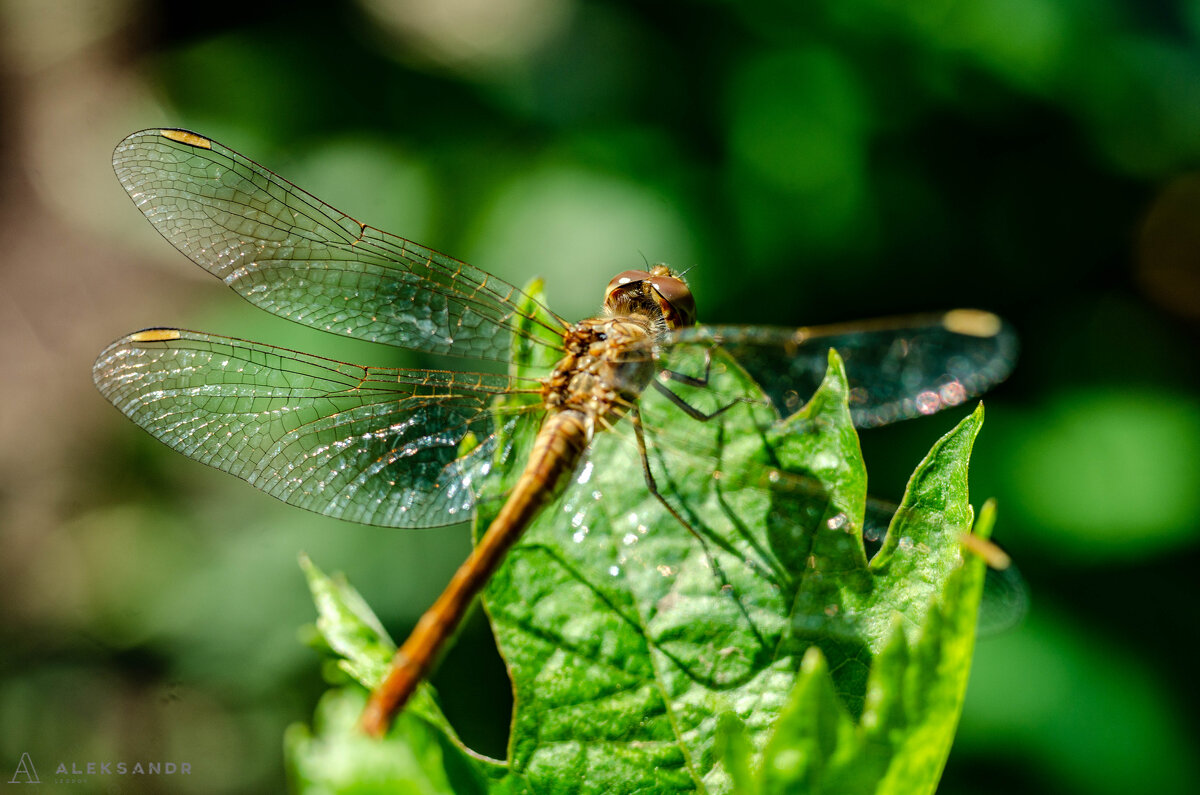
[363,270,694,733]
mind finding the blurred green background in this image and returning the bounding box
[2,0,1199,792]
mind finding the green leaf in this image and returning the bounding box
[293,279,993,794]
[750,504,995,795]
[285,687,461,795]
[298,553,395,690]
[289,557,511,794]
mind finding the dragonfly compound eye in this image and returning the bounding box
[604,268,696,328]
[604,270,654,306]
[648,274,696,329]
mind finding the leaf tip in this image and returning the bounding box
[800,644,828,676]
[299,551,323,588]
[825,345,847,371]
[822,347,850,394]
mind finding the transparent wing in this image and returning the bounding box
[112,129,567,361]
[655,310,1017,427]
[93,329,543,527]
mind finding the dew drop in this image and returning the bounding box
[826,513,847,531]
[608,565,621,577]
[898,536,914,551]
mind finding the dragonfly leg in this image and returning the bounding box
[653,347,767,421]
[656,345,717,387]
[651,379,761,422]
[631,406,709,546]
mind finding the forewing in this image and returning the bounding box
[111,129,565,361]
[93,329,542,528]
[656,310,1017,427]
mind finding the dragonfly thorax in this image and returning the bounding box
[542,315,658,426]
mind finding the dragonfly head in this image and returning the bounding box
[603,265,697,329]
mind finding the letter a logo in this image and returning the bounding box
[9,752,39,783]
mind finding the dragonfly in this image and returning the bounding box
[94,129,1019,737]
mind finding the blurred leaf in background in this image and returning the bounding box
[2,0,1199,793]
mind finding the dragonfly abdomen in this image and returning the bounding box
[361,409,591,734]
